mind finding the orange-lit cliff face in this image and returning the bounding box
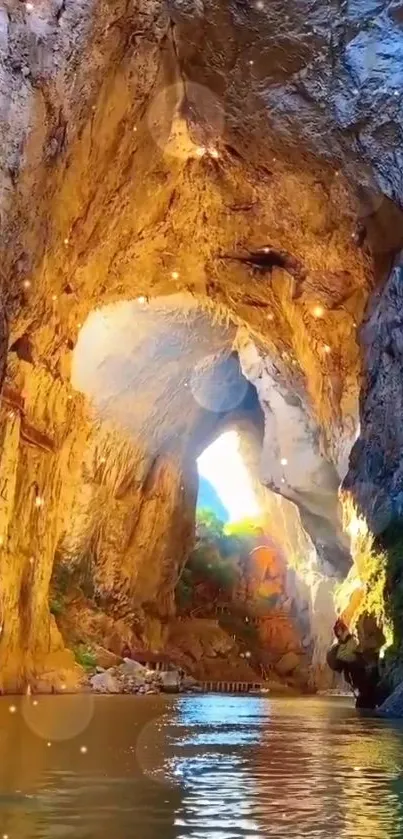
[0,0,401,690]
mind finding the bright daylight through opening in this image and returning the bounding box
[197,430,261,524]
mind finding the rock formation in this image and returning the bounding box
[0,0,402,690]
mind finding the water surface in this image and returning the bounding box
[1,694,403,838]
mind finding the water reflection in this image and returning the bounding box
[171,696,403,838]
[0,695,403,838]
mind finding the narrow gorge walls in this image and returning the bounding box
[0,0,403,689]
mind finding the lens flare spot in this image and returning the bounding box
[22,694,94,742]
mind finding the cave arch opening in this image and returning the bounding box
[0,0,400,699]
[54,291,342,692]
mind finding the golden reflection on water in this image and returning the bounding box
[171,696,403,838]
[0,695,403,838]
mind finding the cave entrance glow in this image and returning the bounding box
[197,430,261,524]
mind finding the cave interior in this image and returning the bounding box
[1,0,403,692]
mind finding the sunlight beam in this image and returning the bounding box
[197,430,260,523]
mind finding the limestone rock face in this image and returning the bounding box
[344,263,403,533]
[0,0,402,689]
[167,618,258,681]
[378,681,403,719]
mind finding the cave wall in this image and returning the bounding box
[0,356,88,690]
[0,0,403,687]
[235,415,338,689]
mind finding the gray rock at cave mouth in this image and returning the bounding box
[90,670,120,694]
[377,681,403,718]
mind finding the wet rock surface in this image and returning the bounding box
[378,680,403,718]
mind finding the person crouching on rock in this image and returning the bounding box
[121,643,131,659]
[327,618,380,709]
[327,618,359,682]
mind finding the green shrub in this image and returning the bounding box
[49,598,64,616]
[73,645,97,671]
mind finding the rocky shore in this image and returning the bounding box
[88,657,197,696]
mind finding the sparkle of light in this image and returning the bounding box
[171,271,180,280]
[80,745,88,754]
[197,430,260,523]
[137,296,146,304]
[312,305,325,318]
[35,496,44,508]
[23,279,31,289]
[209,148,220,159]
[9,705,16,714]
[280,457,288,466]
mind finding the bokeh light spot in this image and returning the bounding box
[22,694,94,742]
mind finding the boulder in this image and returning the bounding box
[90,670,120,694]
[94,646,122,669]
[159,670,180,692]
[275,652,301,676]
[377,681,403,719]
[103,660,162,694]
[182,674,198,690]
[118,659,148,679]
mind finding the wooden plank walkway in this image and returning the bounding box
[201,681,263,693]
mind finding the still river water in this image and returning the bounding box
[1,694,403,838]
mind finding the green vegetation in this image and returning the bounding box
[49,597,64,616]
[379,520,403,651]
[224,517,263,540]
[175,508,259,613]
[73,644,97,671]
[50,552,96,605]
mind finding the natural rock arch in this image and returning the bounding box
[0,0,403,688]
